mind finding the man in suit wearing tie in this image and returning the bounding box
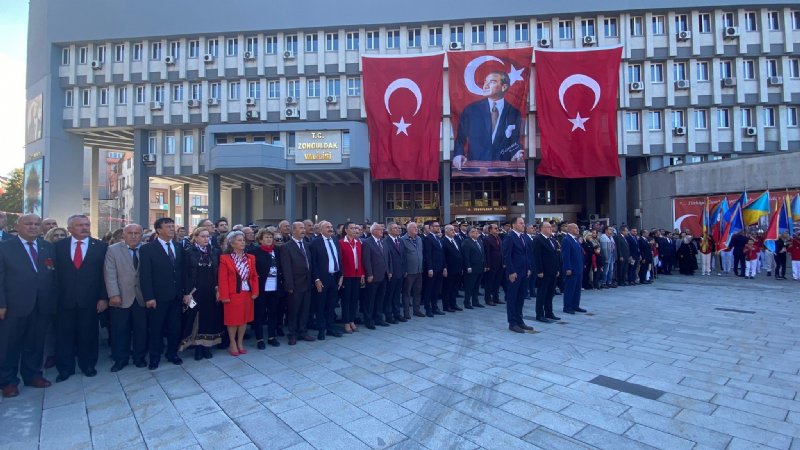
[362,223,391,328]
[422,221,447,317]
[309,221,342,341]
[532,222,561,323]
[53,215,108,381]
[483,224,504,306]
[0,214,58,398]
[400,223,424,318]
[0,211,13,241]
[384,222,406,322]
[280,222,315,345]
[626,228,641,284]
[461,226,485,309]
[441,224,464,312]
[561,223,587,315]
[501,217,532,333]
[614,227,631,286]
[525,224,538,299]
[104,223,147,372]
[139,217,188,369]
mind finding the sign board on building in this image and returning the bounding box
[295,131,342,164]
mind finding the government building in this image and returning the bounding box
[25,0,800,233]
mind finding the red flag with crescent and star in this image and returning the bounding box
[534,46,623,178]
[362,53,444,181]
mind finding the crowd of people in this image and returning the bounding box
[0,209,797,399]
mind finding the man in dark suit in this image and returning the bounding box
[626,228,641,284]
[561,223,587,315]
[139,217,188,369]
[461,226,485,309]
[309,220,342,340]
[483,224,504,306]
[53,214,108,382]
[0,211,12,241]
[280,221,315,345]
[452,72,523,168]
[384,222,406,322]
[501,217,532,333]
[0,214,57,398]
[532,222,561,323]
[422,221,447,317]
[441,224,464,312]
[525,224,538,299]
[362,223,390,328]
[615,227,631,286]
[639,230,654,284]
[730,231,748,277]
[400,223,424,318]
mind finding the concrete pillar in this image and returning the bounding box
[133,131,151,227]
[182,184,191,229]
[441,163,451,223]
[89,146,100,238]
[525,159,536,221]
[586,178,597,217]
[362,170,372,222]
[242,183,252,225]
[609,158,628,226]
[208,173,221,221]
[285,173,296,221]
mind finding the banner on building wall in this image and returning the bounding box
[26,93,43,145]
[448,48,532,178]
[534,46,622,178]
[362,53,444,181]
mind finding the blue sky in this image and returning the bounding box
[0,2,28,176]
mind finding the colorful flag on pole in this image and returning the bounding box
[718,202,744,251]
[791,193,800,222]
[709,197,728,243]
[742,191,770,226]
[700,197,711,253]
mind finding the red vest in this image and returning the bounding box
[339,237,364,277]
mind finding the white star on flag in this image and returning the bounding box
[508,64,525,86]
[393,117,411,135]
[568,113,589,131]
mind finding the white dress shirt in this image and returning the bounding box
[324,237,338,273]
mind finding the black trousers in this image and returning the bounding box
[108,302,147,364]
[365,278,387,324]
[55,306,100,375]
[733,251,746,276]
[484,267,502,303]
[422,270,443,312]
[462,271,481,307]
[286,289,311,338]
[442,272,460,309]
[0,311,50,387]
[616,259,628,284]
[314,281,339,334]
[385,275,403,319]
[535,275,556,318]
[147,297,181,362]
[774,253,787,278]
[639,260,651,283]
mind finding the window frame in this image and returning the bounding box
[603,18,618,37]
[345,32,359,50]
[515,22,529,42]
[493,23,507,43]
[558,20,573,40]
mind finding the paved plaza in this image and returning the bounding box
[1,274,798,450]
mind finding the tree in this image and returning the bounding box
[0,168,24,228]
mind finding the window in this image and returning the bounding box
[172,84,183,102]
[696,62,709,81]
[226,38,238,56]
[604,18,618,37]
[345,32,359,50]
[767,11,781,30]
[626,112,640,131]
[630,17,643,36]
[581,19,596,37]
[165,134,176,155]
[135,86,145,103]
[674,14,689,33]
[79,46,88,64]
[117,87,127,105]
[493,24,507,43]
[471,25,485,44]
[648,111,662,130]
[153,85,165,103]
[672,110,685,128]
[151,42,162,60]
[190,83,201,100]
[182,132,193,154]
[209,82,220,100]
[651,16,666,35]
[719,61,733,78]
[407,28,421,48]
[673,62,687,81]
[325,33,338,51]
[203,39,217,57]
[347,77,361,96]
[450,26,464,44]
[741,108,753,127]
[248,81,261,99]
[742,60,755,80]
[766,59,779,78]
[717,108,730,128]
[650,63,664,83]
[558,20,573,39]
[305,34,318,52]
[744,12,757,31]
[285,35,298,54]
[790,59,800,78]
[515,22,529,42]
[536,22,551,40]
[65,90,73,107]
[694,110,708,129]
[287,79,300,99]
[722,12,735,28]
[698,13,711,33]
[628,64,642,82]
[82,89,91,106]
[263,81,276,99]
[246,36,258,54]
[386,29,400,49]
[127,43,139,62]
[764,107,776,127]
[429,27,443,46]
[188,40,199,58]
[788,107,798,127]
[114,44,124,62]
[326,78,341,96]
[96,45,106,63]
[307,79,320,97]
[366,31,379,50]
[793,11,800,30]
[228,81,240,100]
[265,35,277,54]
[169,41,180,59]
[61,47,70,65]
[147,132,157,154]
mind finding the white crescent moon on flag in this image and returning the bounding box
[558,74,601,113]
[674,214,697,231]
[464,55,505,96]
[384,78,423,116]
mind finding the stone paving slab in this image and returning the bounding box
[1,273,799,449]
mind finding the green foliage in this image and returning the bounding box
[0,168,24,229]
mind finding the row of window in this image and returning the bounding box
[624,106,799,131]
[146,131,201,155]
[60,10,800,65]
[627,58,800,83]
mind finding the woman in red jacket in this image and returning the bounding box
[789,235,800,281]
[218,231,259,356]
[339,222,365,333]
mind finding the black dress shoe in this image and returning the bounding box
[444,308,455,312]
[575,307,587,313]
[257,340,266,350]
[433,310,445,315]
[535,317,550,323]
[148,361,159,370]
[83,368,98,377]
[376,321,390,327]
[195,347,205,360]
[519,323,534,331]
[545,315,561,321]
[508,325,525,333]
[464,305,474,309]
[366,324,376,330]
[425,311,434,317]
[496,300,506,304]
[563,309,576,314]
[473,303,485,308]
[453,306,463,311]
[387,319,399,324]
[55,373,71,383]
[399,316,409,322]
[317,332,326,341]
[268,338,280,347]
[166,356,183,365]
[328,329,343,337]
[110,362,127,373]
[413,311,426,317]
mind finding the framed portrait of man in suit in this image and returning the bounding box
[26,94,43,145]
[23,158,44,217]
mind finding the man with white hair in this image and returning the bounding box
[400,222,424,318]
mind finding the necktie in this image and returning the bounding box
[377,239,383,253]
[299,241,308,267]
[28,241,38,270]
[491,101,499,138]
[167,241,175,265]
[475,240,482,253]
[394,238,399,251]
[451,238,458,250]
[74,241,83,269]
[326,239,339,272]
[131,247,139,270]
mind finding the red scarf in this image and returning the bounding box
[260,244,274,253]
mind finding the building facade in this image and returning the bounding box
[25,0,800,230]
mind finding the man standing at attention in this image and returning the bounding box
[501,217,532,333]
[532,222,560,323]
[561,223,587,315]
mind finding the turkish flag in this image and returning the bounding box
[535,47,622,178]
[362,54,444,181]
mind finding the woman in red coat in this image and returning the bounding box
[218,231,259,356]
[339,222,365,333]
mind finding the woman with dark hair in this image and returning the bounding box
[248,228,283,348]
[180,227,223,360]
[676,235,698,275]
[218,231,259,356]
[339,221,364,333]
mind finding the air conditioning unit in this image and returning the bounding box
[283,51,295,59]
[744,126,757,137]
[767,76,783,86]
[721,77,736,87]
[142,154,157,164]
[723,27,739,39]
[677,30,691,41]
[629,82,644,92]
[589,214,600,221]
[187,99,201,108]
[537,38,551,48]
[285,107,300,118]
[203,54,214,63]
[243,51,255,61]
[150,101,163,110]
[207,98,219,106]
[673,126,687,136]
[675,79,690,89]
[164,55,176,65]
[582,35,596,46]
[285,96,297,105]
[245,97,257,106]
[325,95,338,104]
[90,60,103,70]
[449,42,463,50]
[245,110,260,120]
